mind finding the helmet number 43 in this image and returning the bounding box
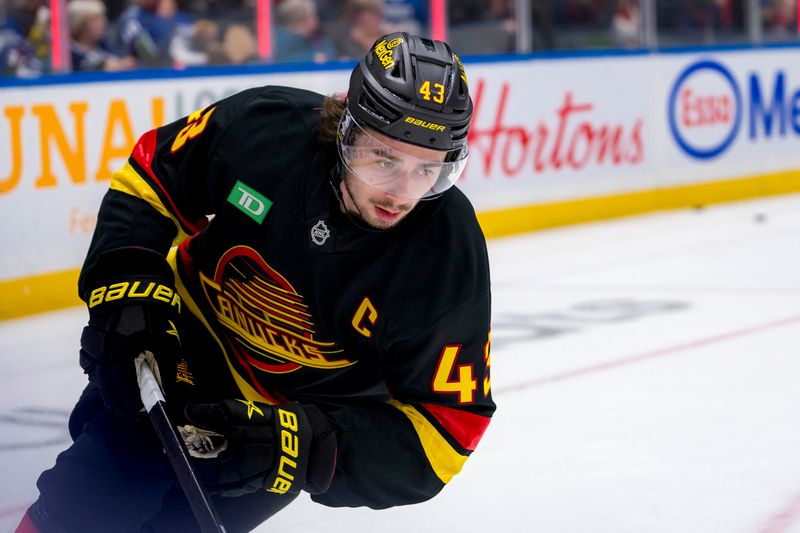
[419,81,445,104]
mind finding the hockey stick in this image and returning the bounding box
[136,355,227,533]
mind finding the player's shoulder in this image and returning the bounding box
[211,85,325,157]
[419,187,486,253]
[257,85,326,107]
[406,186,489,286]
[218,85,325,128]
[251,85,326,125]
[382,188,488,328]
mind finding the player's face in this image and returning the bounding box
[339,130,447,229]
[339,170,418,229]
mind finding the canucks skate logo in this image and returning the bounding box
[200,246,352,374]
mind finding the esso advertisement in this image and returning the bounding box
[668,53,800,165]
[668,60,742,159]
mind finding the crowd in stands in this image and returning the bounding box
[0,0,430,75]
[1,0,798,77]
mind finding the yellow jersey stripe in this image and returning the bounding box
[166,247,273,405]
[388,400,467,484]
[110,162,192,247]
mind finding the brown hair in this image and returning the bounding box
[318,95,346,145]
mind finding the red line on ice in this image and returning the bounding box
[757,490,800,533]
[496,315,800,393]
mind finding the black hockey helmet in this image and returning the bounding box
[338,33,472,200]
[346,32,472,152]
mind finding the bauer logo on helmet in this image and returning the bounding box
[404,116,446,132]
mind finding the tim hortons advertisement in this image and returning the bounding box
[461,57,653,211]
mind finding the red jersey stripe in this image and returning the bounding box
[421,403,491,451]
[131,130,204,234]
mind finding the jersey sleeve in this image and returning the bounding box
[78,86,304,295]
[312,288,495,509]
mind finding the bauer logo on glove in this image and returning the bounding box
[88,281,182,310]
[79,247,183,419]
[184,399,337,497]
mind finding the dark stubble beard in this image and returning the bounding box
[341,176,414,230]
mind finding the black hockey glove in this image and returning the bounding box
[79,247,182,420]
[184,400,337,497]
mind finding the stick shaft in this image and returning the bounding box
[138,359,227,533]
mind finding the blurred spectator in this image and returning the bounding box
[195,0,260,65]
[448,0,515,54]
[221,22,257,64]
[657,0,745,45]
[170,18,229,66]
[761,0,797,38]
[612,0,641,47]
[25,0,50,64]
[69,0,136,71]
[174,0,260,65]
[113,0,192,67]
[274,0,336,63]
[531,0,556,49]
[315,0,345,22]
[449,0,488,25]
[105,0,130,21]
[676,0,723,32]
[383,0,427,34]
[558,0,608,25]
[0,0,48,76]
[200,0,257,26]
[328,0,388,59]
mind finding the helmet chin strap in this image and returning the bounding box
[328,162,344,204]
[328,163,384,233]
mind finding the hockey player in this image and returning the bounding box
[18,32,494,532]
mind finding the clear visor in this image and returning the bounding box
[337,111,469,200]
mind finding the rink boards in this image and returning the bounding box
[1,46,799,318]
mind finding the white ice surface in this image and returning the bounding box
[1,194,799,533]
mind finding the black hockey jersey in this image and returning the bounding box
[80,85,495,509]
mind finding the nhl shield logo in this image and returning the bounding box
[311,220,330,245]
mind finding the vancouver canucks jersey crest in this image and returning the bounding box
[199,245,354,374]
